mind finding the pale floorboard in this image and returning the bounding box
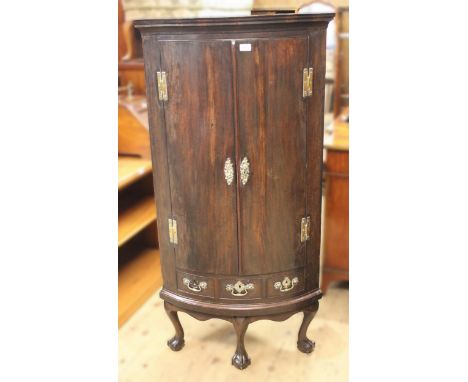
[119,284,348,382]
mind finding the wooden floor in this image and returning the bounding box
[118,248,162,327]
[119,284,348,381]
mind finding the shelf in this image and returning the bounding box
[118,195,157,247]
[118,247,162,327]
[118,156,152,190]
[118,58,144,70]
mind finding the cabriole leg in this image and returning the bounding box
[164,301,185,351]
[231,317,251,370]
[297,301,319,353]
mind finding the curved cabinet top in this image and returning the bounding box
[134,14,335,34]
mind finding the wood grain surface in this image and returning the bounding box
[118,95,151,159]
[322,148,349,292]
[118,195,157,247]
[136,14,334,331]
[305,27,328,292]
[236,36,308,275]
[160,40,239,275]
[118,156,152,190]
[118,248,162,327]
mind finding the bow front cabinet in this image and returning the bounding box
[135,13,334,369]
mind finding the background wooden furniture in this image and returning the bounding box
[118,0,126,61]
[118,94,150,157]
[136,13,334,369]
[118,92,161,327]
[333,6,348,116]
[118,0,145,95]
[119,60,146,95]
[322,108,349,292]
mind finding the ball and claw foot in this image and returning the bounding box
[297,304,318,354]
[167,336,185,351]
[297,338,316,353]
[164,302,185,352]
[231,317,251,370]
[232,352,251,370]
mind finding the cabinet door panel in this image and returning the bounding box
[236,36,308,275]
[160,40,238,274]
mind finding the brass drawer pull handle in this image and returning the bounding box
[183,278,207,293]
[225,280,254,296]
[224,157,234,186]
[274,277,299,292]
[240,157,250,186]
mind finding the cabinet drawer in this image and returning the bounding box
[266,269,305,298]
[177,271,215,298]
[219,278,262,300]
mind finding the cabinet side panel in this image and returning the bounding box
[160,40,238,275]
[237,36,308,275]
[306,28,327,291]
[142,36,177,290]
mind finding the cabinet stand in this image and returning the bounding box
[164,300,319,370]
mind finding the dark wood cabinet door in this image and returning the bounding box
[235,36,309,275]
[160,40,238,275]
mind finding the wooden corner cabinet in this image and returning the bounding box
[135,13,334,370]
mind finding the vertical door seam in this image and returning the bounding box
[231,40,243,275]
[305,35,310,259]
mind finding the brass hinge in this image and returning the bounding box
[168,218,178,244]
[301,216,311,242]
[157,71,168,101]
[302,67,313,98]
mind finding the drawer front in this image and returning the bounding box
[219,277,262,300]
[266,269,305,298]
[177,271,215,298]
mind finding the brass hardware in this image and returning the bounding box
[240,157,250,186]
[183,277,207,292]
[157,71,168,101]
[302,67,313,98]
[225,280,254,296]
[168,218,178,244]
[301,216,311,242]
[224,157,234,186]
[274,276,299,292]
